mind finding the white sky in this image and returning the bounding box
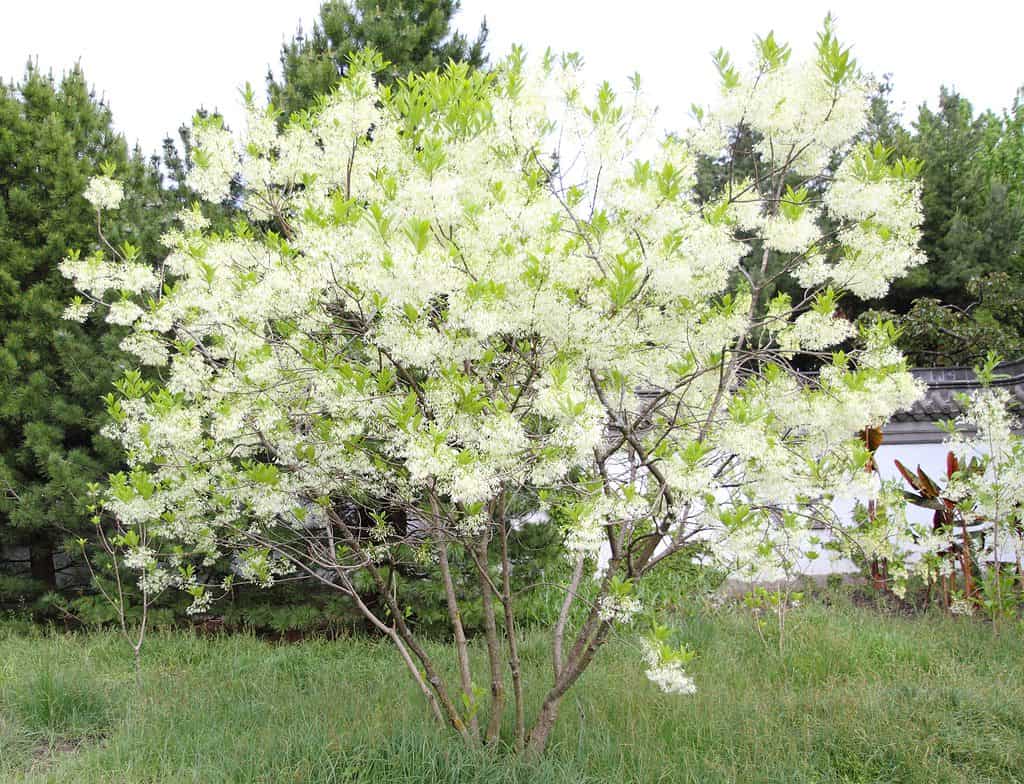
[2,1,1021,157]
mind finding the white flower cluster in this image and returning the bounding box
[186,121,236,202]
[597,594,642,624]
[950,598,973,616]
[107,299,145,326]
[123,546,156,571]
[640,640,696,696]
[694,53,867,174]
[59,252,159,300]
[762,211,821,254]
[83,175,123,210]
[958,388,1020,469]
[661,452,715,504]
[62,300,93,323]
[779,309,854,353]
[947,386,1024,565]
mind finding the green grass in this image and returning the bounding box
[1,602,1022,783]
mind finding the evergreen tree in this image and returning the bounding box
[860,271,1024,367]
[852,85,1024,365]
[268,0,487,117]
[0,64,167,609]
[861,75,905,150]
[888,89,1024,310]
[159,111,241,233]
[983,88,1024,217]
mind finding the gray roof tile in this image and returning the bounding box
[891,359,1024,423]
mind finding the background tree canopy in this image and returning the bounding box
[861,87,1024,365]
[0,64,166,605]
[1,1,493,625]
[268,0,488,117]
[1,1,1022,624]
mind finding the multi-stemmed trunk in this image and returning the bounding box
[317,493,624,756]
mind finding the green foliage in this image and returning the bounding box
[0,64,168,609]
[860,272,1024,366]
[741,585,804,653]
[635,547,725,617]
[984,88,1024,198]
[886,88,1024,314]
[978,569,1019,624]
[268,0,488,118]
[838,83,1024,365]
[218,582,362,638]
[3,4,486,621]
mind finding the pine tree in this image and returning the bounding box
[853,85,1024,365]
[888,89,1024,310]
[268,0,487,117]
[0,64,167,609]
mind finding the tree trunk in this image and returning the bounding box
[476,538,505,744]
[498,515,526,750]
[525,697,562,756]
[526,618,613,756]
[553,555,585,677]
[430,495,479,740]
[960,518,974,599]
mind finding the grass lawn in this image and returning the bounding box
[1,601,1022,783]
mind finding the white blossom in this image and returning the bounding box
[84,175,124,210]
[640,640,697,696]
[106,299,145,326]
[62,300,93,323]
[762,210,820,254]
[597,594,643,624]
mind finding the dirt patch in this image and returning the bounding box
[27,735,91,776]
[32,737,83,759]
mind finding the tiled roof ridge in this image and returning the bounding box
[908,358,1024,390]
[892,358,1024,425]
